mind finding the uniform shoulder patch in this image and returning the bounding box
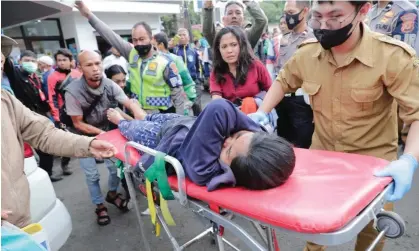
[298,38,319,49]
[376,34,416,56]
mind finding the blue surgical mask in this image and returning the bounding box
[21,62,38,73]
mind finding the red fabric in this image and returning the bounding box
[97,130,392,234]
[240,97,258,115]
[47,70,82,121]
[209,60,272,102]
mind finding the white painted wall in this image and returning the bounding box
[61,12,163,51]
[59,13,77,40]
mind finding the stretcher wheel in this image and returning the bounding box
[376,211,406,239]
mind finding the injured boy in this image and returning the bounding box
[107,99,295,191]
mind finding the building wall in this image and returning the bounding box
[59,12,163,51]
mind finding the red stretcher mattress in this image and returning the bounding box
[97,130,392,234]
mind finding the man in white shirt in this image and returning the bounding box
[102,47,129,79]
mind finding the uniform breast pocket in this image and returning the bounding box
[343,86,384,114]
[301,81,322,111]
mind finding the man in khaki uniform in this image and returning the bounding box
[249,1,419,251]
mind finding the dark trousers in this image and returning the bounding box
[36,150,54,177]
[276,96,314,149]
[192,78,203,116]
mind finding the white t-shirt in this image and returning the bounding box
[102,54,129,74]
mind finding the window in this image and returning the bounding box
[3,26,23,37]
[23,20,60,37]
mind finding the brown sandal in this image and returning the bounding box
[95,207,111,226]
[105,192,129,212]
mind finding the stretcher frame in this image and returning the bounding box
[122,141,401,251]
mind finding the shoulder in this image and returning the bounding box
[372,32,416,57]
[252,59,266,70]
[298,38,319,48]
[393,0,417,11]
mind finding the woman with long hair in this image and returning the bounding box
[210,26,277,127]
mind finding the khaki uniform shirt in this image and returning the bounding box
[1,90,93,227]
[275,23,419,161]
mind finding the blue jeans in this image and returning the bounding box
[118,113,181,149]
[79,158,119,205]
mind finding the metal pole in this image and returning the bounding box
[366,226,389,251]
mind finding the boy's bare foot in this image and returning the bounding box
[107,108,124,125]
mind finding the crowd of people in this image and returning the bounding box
[1,0,419,251]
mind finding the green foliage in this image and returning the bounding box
[259,0,285,24]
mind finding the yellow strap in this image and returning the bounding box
[146,180,157,225]
[155,222,161,237]
[159,192,176,226]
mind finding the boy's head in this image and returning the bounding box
[309,1,371,49]
[220,131,296,190]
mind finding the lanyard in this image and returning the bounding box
[28,75,46,101]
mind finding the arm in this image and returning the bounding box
[47,74,60,122]
[243,0,268,48]
[164,62,189,114]
[75,1,132,59]
[391,9,419,55]
[109,81,144,120]
[209,71,223,99]
[202,0,216,47]
[259,54,303,113]
[385,53,419,160]
[6,90,94,157]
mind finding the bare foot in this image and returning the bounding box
[107,108,124,124]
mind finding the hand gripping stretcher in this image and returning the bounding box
[97,130,406,251]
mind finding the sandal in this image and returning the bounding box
[95,207,111,226]
[105,192,129,212]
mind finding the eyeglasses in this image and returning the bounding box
[308,10,358,30]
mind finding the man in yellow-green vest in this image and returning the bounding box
[76,1,190,114]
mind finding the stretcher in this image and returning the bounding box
[97,130,406,251]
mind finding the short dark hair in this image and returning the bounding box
[132,22,153,39]
[316,0,370,9]
[20,50,36,59]
[54,48,73,61]
[153,32,169,49]
[224,0,244,14]
[105,64,126,79]
[231,132,296,190]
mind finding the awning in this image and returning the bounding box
[1,0,73,28]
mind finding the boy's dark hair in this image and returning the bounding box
[20,50,36,59]
[132,21,153,39]
[231,132,296,190]
[153,32,169,49]
[105,64,126,79]
[54,48,73,61]
[225,0,245,14]
[317,0,370,9]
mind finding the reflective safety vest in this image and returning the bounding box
[129,49,171,110]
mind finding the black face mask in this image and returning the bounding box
[135,44,152,57]
[56,68,71,75]
[313,22,355,50]
[285,9,303,30]
[168,48,175,54]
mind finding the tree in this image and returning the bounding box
[259,0,285,25]
[161,0,201,38]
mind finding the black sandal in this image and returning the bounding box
[105,192,129,212]
[95,207,111,226]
